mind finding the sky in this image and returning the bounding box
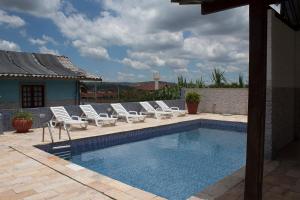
[0,0,250,83]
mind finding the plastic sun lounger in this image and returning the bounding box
[50,106,88,130]
[139,101,173,119]
[155,100,187,117]
[80,104,117,126]
[111,103,145,123]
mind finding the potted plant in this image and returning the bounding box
[186,92,201,114]
[12,111,33,133]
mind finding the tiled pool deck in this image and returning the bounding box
[0,113,247,200]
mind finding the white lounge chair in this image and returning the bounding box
[140,101,172,119]
[155,100,187,117]
[111,103,145,123]
[50,106,88,130]
[80,104,117,126]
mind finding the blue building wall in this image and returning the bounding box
[45,80,77,101]
[0,79,78,109]
[0,80,19,102]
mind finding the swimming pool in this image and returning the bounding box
[37,120,246,200]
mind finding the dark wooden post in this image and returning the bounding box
[244,0,268,199]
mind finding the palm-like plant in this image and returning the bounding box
[211,68,227,87]
[195,77,205,88]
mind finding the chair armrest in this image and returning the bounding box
[49,119,57,127]
[99,113,109,118]
[140,112,148,115]
[129,111,138,115]
[155,107,163,111]
[170,107,180,110]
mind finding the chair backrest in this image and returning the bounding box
[50,106,72,122]
[156,101,170,110]
[111,103,129,114]
[140,102,155,112]
[80,105,98,119]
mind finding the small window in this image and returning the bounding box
[21,85,45,108]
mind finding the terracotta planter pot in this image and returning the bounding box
[186,102,199,114]
[12,118,32,133]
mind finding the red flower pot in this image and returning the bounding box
[12,118,33,133]
[186,102,199,114]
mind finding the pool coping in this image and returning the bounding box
[8,116,248,200]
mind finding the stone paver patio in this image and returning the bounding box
[0,113,247,200]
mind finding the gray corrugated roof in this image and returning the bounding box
[7,51,56,75]
[56,56,99,79]
[0,50,101,81]
[33,53,78,76]
[0,51,26,74]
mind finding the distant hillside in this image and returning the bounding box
[131,81,176,91]
[86,81,176,91]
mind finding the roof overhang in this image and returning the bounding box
[0,73,102,81]
[281,0,300,28]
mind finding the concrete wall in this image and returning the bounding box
[295,31,300,139]
[265,11,273,159]
[0,79,78,109]
[267,11,298,158]
[0,99,184,132]
[182,88,248,115]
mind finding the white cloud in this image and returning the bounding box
[117,72,135,81]
[225,66,243,73]
[0,0,61,17]
[29,35,57,46]
[0,10,25,27]
[174,68,188,73]
[72,40,109,60]
[29,38,46,46]
[110,72,145,82]
[0,39,20,51]
[183,36,248,64]
[127,50,188,72]
[38,46,59,55]
[0,0,250,81]
[121,58,150,70]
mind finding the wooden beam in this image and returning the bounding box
[244,0,268,199]
[171,0,203,4]
[201,0,249,15]
[201,0,281,15]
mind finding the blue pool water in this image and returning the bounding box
[70,127,246,200]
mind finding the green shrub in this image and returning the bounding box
[13,111,33,121]
[185,92,201,103]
